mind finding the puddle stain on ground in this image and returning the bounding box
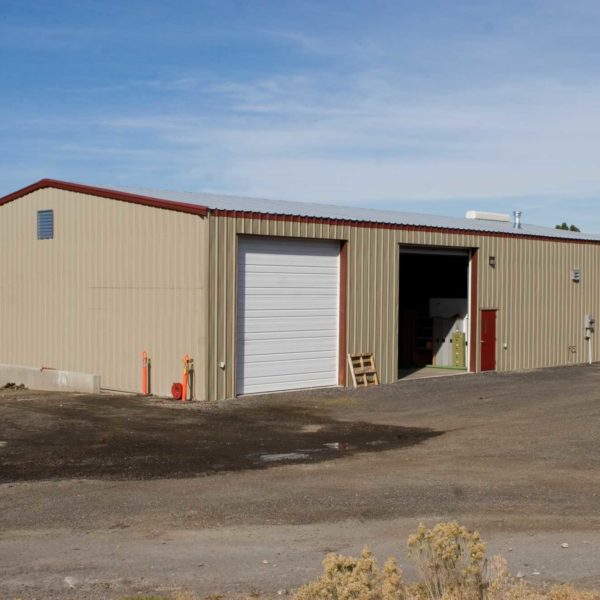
[0,396,443,482]
[257,452,311,463]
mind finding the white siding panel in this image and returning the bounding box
[237,236,339,394]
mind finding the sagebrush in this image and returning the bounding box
[293,547,405,600]
[292,521,598,600]
[110,522,598,600]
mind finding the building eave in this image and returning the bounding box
[0,179,209,217]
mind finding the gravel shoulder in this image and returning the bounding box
[1,365,600,599]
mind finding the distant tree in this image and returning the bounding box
[556,222,580,232]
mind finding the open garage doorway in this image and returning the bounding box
[398,247,473,380]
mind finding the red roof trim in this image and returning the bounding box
[210,209,600,246]
[0,179,208,216]
[3,180,597,245]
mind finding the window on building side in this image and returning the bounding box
[37,210,54,240]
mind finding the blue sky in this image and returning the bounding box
[2,0,600,230]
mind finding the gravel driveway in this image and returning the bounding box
[1,365,599,599]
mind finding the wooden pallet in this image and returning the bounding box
[348,353,379,387]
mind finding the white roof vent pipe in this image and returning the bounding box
[513,210,522,229]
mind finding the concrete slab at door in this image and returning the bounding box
[480,309,497,371]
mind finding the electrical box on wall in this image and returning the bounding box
[572,269,581,282]
[584,315,595,364]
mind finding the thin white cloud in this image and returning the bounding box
[3,1,600,235]
[260,28,383,61]
[75,73,600,209]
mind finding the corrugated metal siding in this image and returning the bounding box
[480,236,600,372]
[0,188,209,397]
[208,214,600,401]
[109,183,600,242]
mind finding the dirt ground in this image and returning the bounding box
[1,365,600,599]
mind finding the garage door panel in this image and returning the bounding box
[242,345,338,362]
[242,356,338,376]
[239,329,338,342]
[241,341,337,357]
[240,255,336,267]
[240,259,338,270]
[241,316,337,334]
[242,369,338,388]
[245,370,337,384]
[242,278,337,291]
[245,308,337,324]
[239,247,338,266]
[237,237,340,395]
[241,377,337,395]
[241,295,337,311]
[243,329,337,342]
[241,264,338,275]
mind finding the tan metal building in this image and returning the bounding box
[1,179,598,401]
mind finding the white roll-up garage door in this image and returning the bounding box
[236,236,340,395]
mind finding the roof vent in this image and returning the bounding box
[513,210,522,229]
[465,211,511,223]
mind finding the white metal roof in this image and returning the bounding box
[105,183,600,242]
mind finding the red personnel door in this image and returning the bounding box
[480,310,497,371]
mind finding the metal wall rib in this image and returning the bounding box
[208,215,600,401]
[3,193,597,403]
[0,188,209,397]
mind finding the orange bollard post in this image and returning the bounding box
[182,354,189,402]
[142,352,148,395]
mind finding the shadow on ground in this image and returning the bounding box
[0,393,442,482]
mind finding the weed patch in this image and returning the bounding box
[63,522,598,600]
[293,522,597,600]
